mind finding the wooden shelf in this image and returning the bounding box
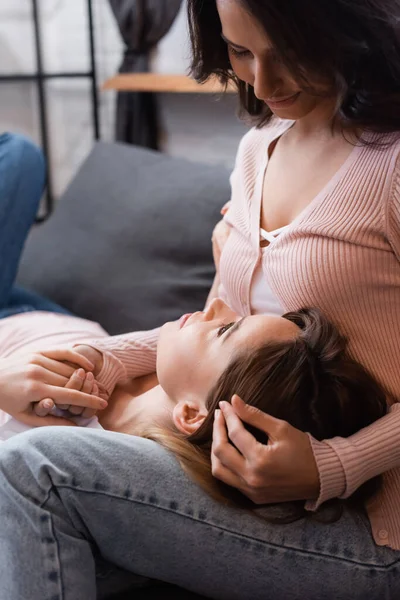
[102,73,236,94]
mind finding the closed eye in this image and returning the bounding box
[228,45,252,59]
[217,322,235,337]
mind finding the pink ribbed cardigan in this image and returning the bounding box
[1,119,400,550]
[90,119,400,550]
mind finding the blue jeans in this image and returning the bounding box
[0,427,399,600]
[0,132,68,318]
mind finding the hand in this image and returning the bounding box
[0,349,107,427]
[211,395,320,504]
[53,344,106,413]
[73,344,104,377]
[34,369,100,420]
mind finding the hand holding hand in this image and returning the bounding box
[0,349,107,427]
[34,368,100,420]
[211,395,320,504]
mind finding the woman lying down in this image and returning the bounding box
[0,298,387,519]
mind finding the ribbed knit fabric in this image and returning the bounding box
[1,119,400,549]
[216,119,400,549]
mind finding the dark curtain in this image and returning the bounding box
[109,0,183,149]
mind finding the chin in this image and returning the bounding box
[270,95,321,121]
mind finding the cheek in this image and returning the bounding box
[157,332,195,395]
[230,57,254,84]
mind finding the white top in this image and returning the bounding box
[250,225,289,316]
[0,409,103,443]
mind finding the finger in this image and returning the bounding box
[210,449,244,489]
[65,369,86,390]
[212,408,246,474]
[27,364,69,388]
[219,400,259,458]
[82,372,94,394]
[34,399,54,417]
[17,412,77,428]
[220,201,231,215]
[68,373,93,415]
[231,395,284,441]
[68,405,85,415]
[81,383,99,419]
[81,407,98,419]
[34,355,76,379]
[56,368,86,412]
[47,386,108,410]
[42,348,94,371]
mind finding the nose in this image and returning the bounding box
[203,298,237,322]
[252,59,282,102]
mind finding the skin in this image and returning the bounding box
[98,298,299,436]
[217,0,338,132]
[0,349,106,427]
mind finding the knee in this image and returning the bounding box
[0,133,45,176]
[0,134,46,214]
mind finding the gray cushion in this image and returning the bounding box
[17,142,231,335]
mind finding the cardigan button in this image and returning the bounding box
[378,529,388,540]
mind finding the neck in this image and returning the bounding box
[291,97,340,139]
[99,374,175,435]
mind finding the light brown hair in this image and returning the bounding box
[141,308,387,521]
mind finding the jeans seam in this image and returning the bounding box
[49,512,64,600]
[44,484,400,571]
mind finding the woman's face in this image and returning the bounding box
[216,0,332,121]
[157,298,299,403]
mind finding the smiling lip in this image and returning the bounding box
[266,92,300,109]
[179,313,193,329]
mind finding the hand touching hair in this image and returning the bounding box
[142,308,387,519]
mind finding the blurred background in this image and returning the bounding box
[0,0,248,202]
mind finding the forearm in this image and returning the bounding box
[306,403,400,510]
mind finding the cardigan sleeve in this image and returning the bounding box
[77,326,160,396]
[306,155,400,510]
[305,404,400,509]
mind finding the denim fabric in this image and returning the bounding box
[0,132,67,317]
[0,427,399,600]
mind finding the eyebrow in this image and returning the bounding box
[222,317,246,343]
[220,33,248,50]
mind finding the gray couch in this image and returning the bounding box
[17,141,232,599]
[18,141,230,333]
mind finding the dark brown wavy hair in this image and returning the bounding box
[187,0,400,134]
[141,308,388,523]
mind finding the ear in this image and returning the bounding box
[172,400,208,435]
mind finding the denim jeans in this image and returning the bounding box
[0,134,399,599]
[0,427,399,600]
[0,132,68,318]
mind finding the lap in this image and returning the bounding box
[1,427,399,600]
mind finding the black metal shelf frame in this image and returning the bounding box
[0,0,100,221]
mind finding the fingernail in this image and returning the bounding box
[219,401,228,411]
[77,368,85,378]
[43,400,53,409]
[86,372,94,381]
[214,409,220,419]
[100,400,108,408]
